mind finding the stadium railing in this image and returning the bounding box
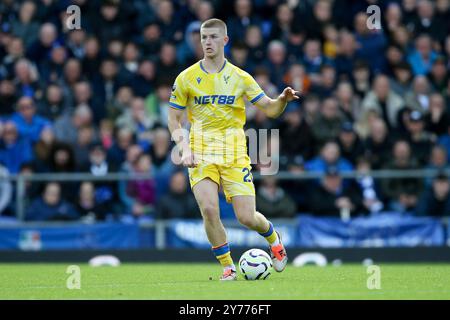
[1,168,450,221]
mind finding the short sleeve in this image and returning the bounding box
[243,72,265,104]
[169,74,188,110]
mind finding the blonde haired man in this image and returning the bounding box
[168,18,299,280]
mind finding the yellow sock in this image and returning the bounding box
[212,243,234,268]
[259,222,279,245]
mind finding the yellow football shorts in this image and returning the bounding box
[188,155,255,203]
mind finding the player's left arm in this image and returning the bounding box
[254,87,300,118]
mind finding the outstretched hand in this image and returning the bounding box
[279,87,300,102]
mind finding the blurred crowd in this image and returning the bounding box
[0,0,450,222]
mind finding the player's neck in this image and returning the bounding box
[202,55,226,73]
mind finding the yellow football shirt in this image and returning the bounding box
[169,59,265,165]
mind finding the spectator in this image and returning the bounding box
[391,61,414,96]
[404,75,431,113]
[381,140,423,212]
[244,25,265,66]
[304,141,353,173]
[2,37,25,78]
[353,12,387,73]
[335,30,358,79]
[407,33,438,76]
[311,97,343,146]
[355,157,384,214]
[25,182,79,221]
[11,1,40,48]
[256,176,297,218]
[279,105,315,169]
[361,74,405,130]
[335,82,361,123]
[227,0,261,44]
[116,97,154,141]
[126,153,156,217]
[0,80,17,116]
[33,126,56,172]
[26,22,59,66]
[416,172,450,217]
[264,40,288,90]
[337,122,365,166]
[403,110,435,165]
[149,127,176,198]
[54,105,94,145]
[73,125,97,170]
[424,93,449,136]
[156,170,199,219]
[37,84,70,121]
[10,96,51,144]
[425,145,449,187]
[75,181,110,221]
[364,118,393,169]
[427,56,448,93]
[0,121,33,174]
[107,127,135,168]
[307,166,363,217]
[81,143,118,207]
[130,60,156,99]
[0,163,12,216]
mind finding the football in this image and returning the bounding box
[238,248,273,280]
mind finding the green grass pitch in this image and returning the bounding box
[0,263,449,299]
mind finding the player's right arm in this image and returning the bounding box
[167,73,197,168]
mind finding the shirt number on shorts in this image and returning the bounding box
[242,168,253,182]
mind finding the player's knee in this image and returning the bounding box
[237,213,257,229]
[201,205,220,222]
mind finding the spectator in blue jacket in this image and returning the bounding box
[0,121,33,174]
[25,182,79,221]
[407,34,438,76]
[416,172,450,217]
[10,96,51,144]
[305,141,354,173]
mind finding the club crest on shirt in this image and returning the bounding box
[223,75,230,84]
[196,77,202,84]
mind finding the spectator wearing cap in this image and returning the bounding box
[256,176,297,219]
[403,110,435,165]
[381,140,423,212]
[416,172,450,217]
[407,34,438,76]
[361,74,405,130]
[10,96,51,144]
[337,122,365,166]
[307,166,363,217]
